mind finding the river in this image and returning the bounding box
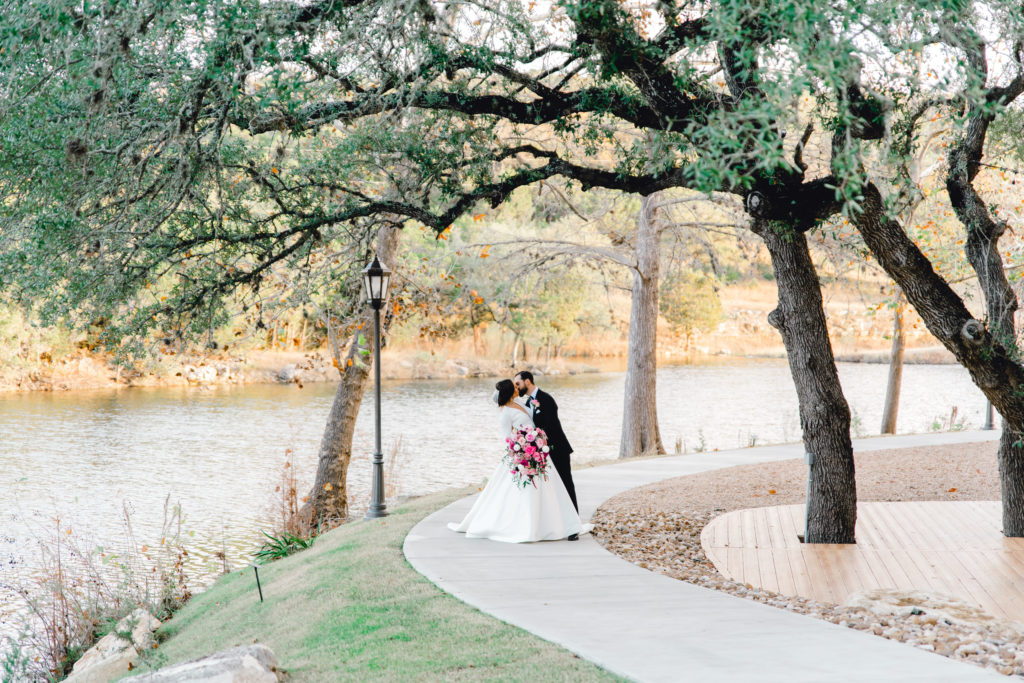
[0,358,994,633]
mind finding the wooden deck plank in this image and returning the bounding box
[712,510,730,548]
[697,501,1024,622]
[727,546,745,585]
[890,503,960,594]
[740,509,761,585]
[728,508,743,549]
[763,505,790,549]
[940,550,1014,620]
[852,509,906,588]
[752,504,771,549]
[766,506,816,598]
[768,547,798,596]
[902,503,1017,615]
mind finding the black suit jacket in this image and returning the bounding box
[531,389,573,456]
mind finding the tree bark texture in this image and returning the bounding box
[851,182,1024,535]
[947,102,1023,535]
[880,292,905,434]
[754,219,856,543]
[619,193,665,459]
[302,225,402,528]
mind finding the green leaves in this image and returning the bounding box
[253,530,314,564]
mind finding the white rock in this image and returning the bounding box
[131,644,280,682]
[843,589,1011,630]
[65,609,161,683]
[183,365,218,384]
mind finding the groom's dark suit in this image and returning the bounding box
[530,389,578,512]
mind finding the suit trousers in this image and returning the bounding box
[548,448,578,512]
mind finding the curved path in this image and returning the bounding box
[404,431,1003,682]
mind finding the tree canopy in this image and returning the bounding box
[3,0,1024,538]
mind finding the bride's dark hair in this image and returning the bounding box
[495,379,515,406]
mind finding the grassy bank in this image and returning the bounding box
[130,488,621,682]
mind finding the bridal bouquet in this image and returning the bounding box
[503,425,550,488]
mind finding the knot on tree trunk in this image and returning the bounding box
[767,308,783,330]
[961,318,985,347]
[745,191,767,218]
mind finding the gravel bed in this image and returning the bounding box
[591,440,1024,676]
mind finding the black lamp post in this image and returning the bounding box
[363,254,392,520]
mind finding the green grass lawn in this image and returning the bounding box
[129,488,622,682]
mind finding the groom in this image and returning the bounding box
[514,370,580,539]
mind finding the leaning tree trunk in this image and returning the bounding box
[302,225,402,528]
[947,104,1024,535]
[619,193,665,459]
[851,182,1024,535]
[880,291,905,434]
[754,219,856,543]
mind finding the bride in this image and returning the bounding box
[448,379,591,543]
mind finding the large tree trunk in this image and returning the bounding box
[754,219,856,543]
[619,194,665,459]
[851,182,1024,535]
[947,102,1023,535]
[302,225,402,528]
[880,292,905,434]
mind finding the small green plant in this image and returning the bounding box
[2,632,32,682]
[930,406,967,432]
[694,429,707,453]
[850,408,865,438]
[253,530,315,564]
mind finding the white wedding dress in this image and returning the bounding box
[448,403,592,543]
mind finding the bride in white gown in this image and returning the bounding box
[448,379,592,543]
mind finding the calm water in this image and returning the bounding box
[0,358,994,631]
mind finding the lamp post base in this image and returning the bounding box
[364,505,388,520]
[365,451,388,520]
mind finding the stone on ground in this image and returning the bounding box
[130,643,281,682]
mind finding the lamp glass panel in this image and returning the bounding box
[362,273,376,302]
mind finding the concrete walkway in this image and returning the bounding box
[404,431,1005,682]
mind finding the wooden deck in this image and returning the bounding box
[700,501,1024,621]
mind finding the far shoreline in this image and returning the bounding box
[0,343,958,395]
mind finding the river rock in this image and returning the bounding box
[65,609,160,682]
[843,589,1001,627]
[182,365,218,385]
[446,360,469,376]
[277,364,298,382]
[131,644,281,682]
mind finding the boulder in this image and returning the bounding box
[131,644,281,682]
[182,365,218,384]
[65,609,160,683]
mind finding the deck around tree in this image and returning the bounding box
[700,501,1024,621]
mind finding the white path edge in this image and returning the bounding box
[404,430,1004,682]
